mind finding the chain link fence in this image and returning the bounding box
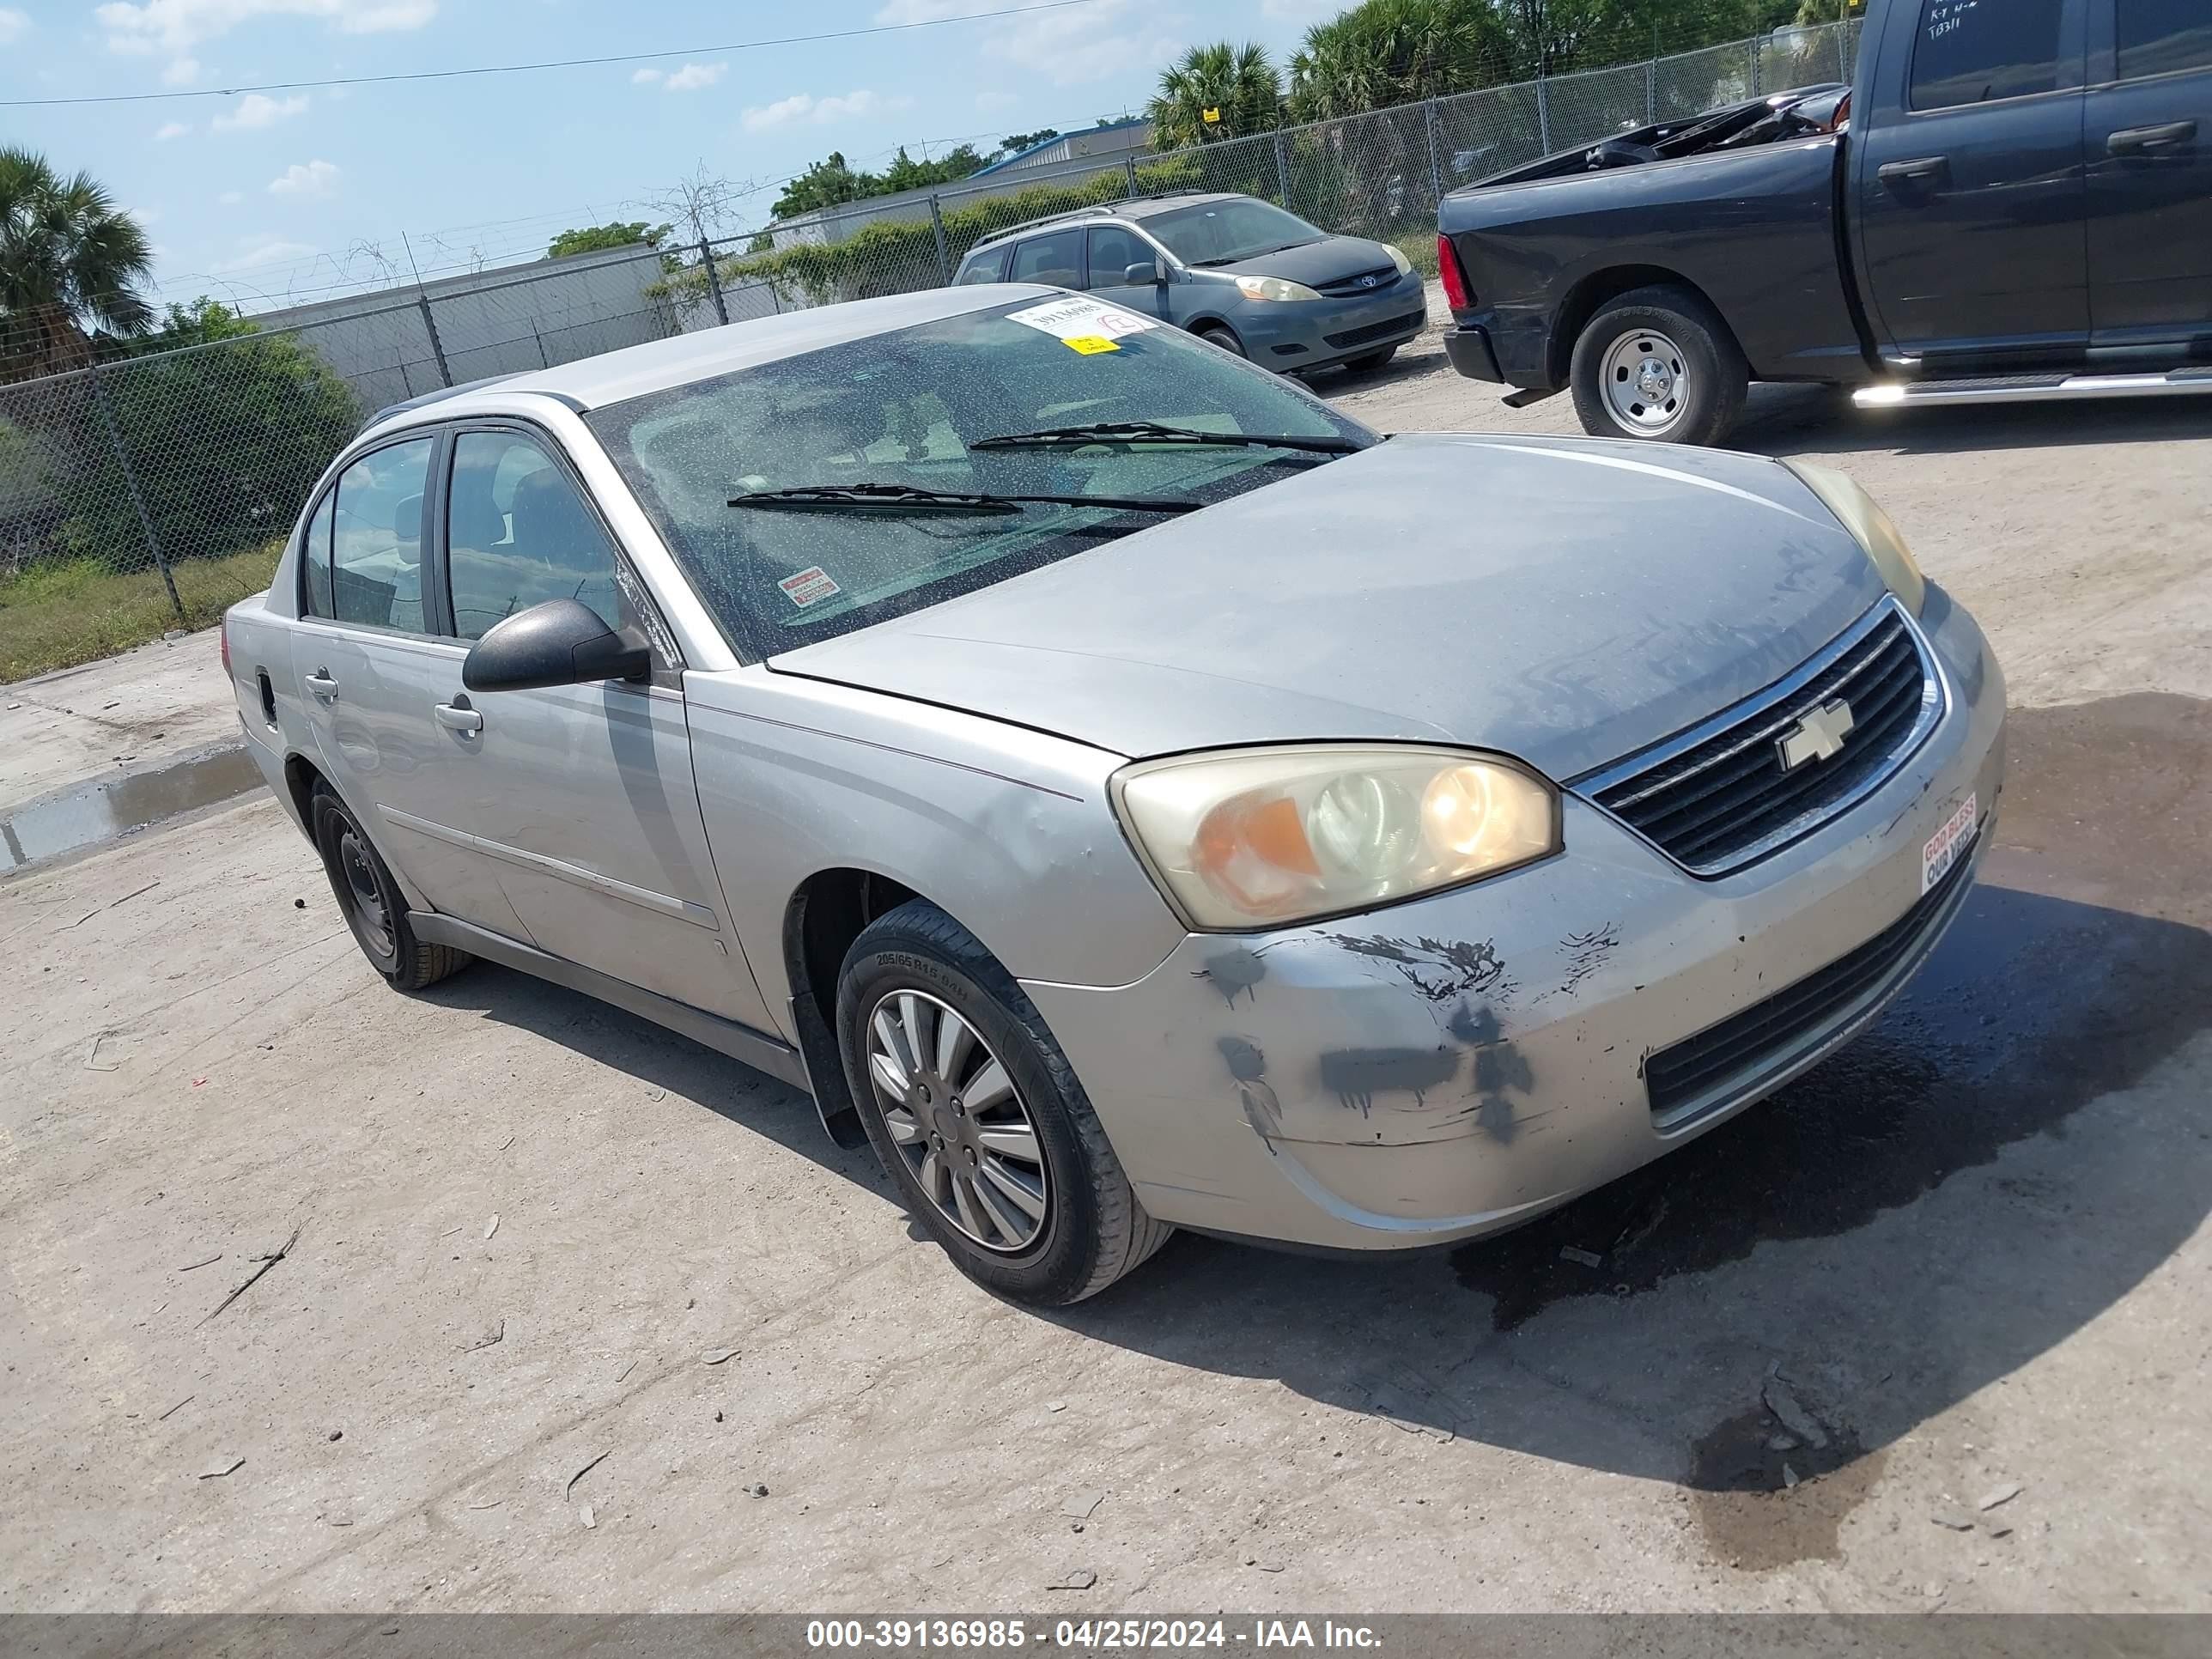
[0,19,1859,682]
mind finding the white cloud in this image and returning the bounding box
[662,61,726,92]
[0,9,31,47]
[742,88,895,131]
[875,0,1180,87]
[630,67,661,84]
[218,189,244,204]
[155,120,192,141]
[161,54,201,83]
[268,158,339,198]
[212,235,316,272]
[211,91,309,130]
[96,0,436,56]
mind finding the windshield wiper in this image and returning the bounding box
[726,482,1200,515]
[969,420,1363,456]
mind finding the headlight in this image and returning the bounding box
[1111,744,1561,931]
[1234,274,1323,303]
[1783,459,1926,616]
[1386,244,1413,276]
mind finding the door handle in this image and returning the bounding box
[2108,120,2197,156]
[304,669,338,700]
[1878,155,1948,186]
[433,700,484,737]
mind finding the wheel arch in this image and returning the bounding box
[782,866,928,1149]
[1552,264,1741,390]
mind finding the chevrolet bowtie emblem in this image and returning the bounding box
[1777,698,1856,770]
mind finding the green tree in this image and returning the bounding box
[997,128,1060,155]
[1146,42,1282,149]
[1289,0,1514,121]
[0,147,155,384]
[771,145,990,217]
[59,298,360,569]
[879,144,989,193]
[547,221,672,259]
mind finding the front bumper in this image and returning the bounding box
[1230,279,1427,370]
[1023,589,2006,1252]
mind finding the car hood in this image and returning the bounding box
[1207,234,1401,287]
[768,433,1891,781]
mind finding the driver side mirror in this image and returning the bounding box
[462,598,651,693]
[1124,258,1169,288]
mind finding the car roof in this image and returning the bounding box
[963,191,1243,256]
[361,284,1064,422]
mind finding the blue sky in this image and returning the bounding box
[0,0,1340,313]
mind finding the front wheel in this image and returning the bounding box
[1346,344,1399,374]
[1569,285,1747,446]
[1193,322,1246,359]
[836,899,1171,1305]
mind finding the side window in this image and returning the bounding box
[330,437,434,632]
[1087,224,1151,286]
[445,430,623,642]
[2118,0,2212,80]
[954,244,1009,284]
[1008,228,1083,288]
[1911,0,2066,109]
[299,491,335,619]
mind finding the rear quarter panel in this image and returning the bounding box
[1439,137,1870,388]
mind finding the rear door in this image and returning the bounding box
[295,431,530,939]
[435,422,775,1030]
[2083,0,2212,345]
[1853,0,2093,367]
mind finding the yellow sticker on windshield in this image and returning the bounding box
[1062,335,1120,354]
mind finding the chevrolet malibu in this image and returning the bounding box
[222,284,2004,1306]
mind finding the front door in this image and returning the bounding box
[1084,222,1170,320]
[434,425,775,1031]
[294,432,529,939]
[1854,0,2092,367]
[2084,0,2212,345]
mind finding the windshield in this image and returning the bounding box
[583,297,1370,655]
[1142,199,1326,266]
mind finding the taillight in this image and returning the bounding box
[1437,234,1473,311]
[220,615,232,679]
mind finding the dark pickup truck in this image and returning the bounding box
[1437,0,2212,444]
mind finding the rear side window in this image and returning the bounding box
[1911,0,2066,108]
[299,491,335,619]
[2117,0,2212,80]
[955,244,1009,284]
[330,437,435,633]
[1008,228,1083,287]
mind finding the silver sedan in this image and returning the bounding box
[223,283,2004,1305]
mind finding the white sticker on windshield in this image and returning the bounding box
[778,566,841,608]
[1006,295,1158,343]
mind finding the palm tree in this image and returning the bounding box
[1291,0,1513,122]
[0,148,155,383]
[1146,42,1282,149]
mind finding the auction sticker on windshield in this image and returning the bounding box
[1922,792,1975,894]
[1007,295,1158,345]
[779,566,841,608]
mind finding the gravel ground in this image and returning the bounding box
[3,315,2209,1614]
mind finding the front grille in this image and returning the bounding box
[1644,829,1978,1123]
[1580,600,1938,874]
[1324,310,1424,349]
[1315,265,1402,298]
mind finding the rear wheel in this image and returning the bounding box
[1569,285,1747,446]
[837,899,1170,1305]
[310,786,471,992]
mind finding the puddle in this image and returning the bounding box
[1450,693,2212,1331]
[1686,1406,1884,1571]
[0,746,263,873]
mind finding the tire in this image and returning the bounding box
[1194,323,1246,359]
[1569,285,1747,446]
[836,899,1172,1306]
[310,785,472,993]
[1346,345,1399,374]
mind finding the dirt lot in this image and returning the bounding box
[4,328,2210,1614]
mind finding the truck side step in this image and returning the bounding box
[1855,367,2212,410]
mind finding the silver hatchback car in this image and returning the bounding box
[223,283,2004,1305]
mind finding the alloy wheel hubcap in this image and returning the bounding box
[1602,328,1689,434]
[865,990,1048,1253]
[337,827,393,959]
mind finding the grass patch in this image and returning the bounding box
[1389,232,1441,278]
[0,542,283,684]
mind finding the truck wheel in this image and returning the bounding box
[837,898,1172,1306]
[310,785,472,992]
[1570,286,1747,446]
